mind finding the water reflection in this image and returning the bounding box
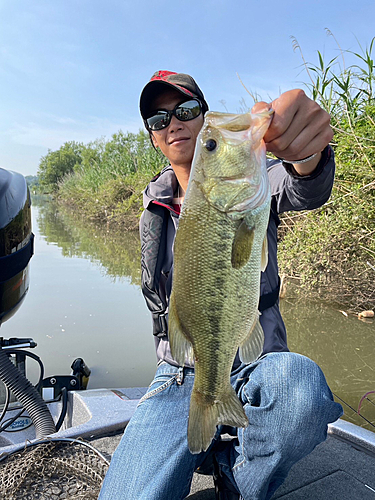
[35,197,141,286]
[281,293,375,431]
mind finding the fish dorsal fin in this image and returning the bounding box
[168,296,194,365]
[239,315,264,364]
[231,220,255,269]
[261,234,268,272]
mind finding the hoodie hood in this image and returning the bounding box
[143,165,179,209]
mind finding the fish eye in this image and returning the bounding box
[204,139,217,152]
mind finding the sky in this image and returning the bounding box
[0,0,374,176]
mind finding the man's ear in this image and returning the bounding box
[151,133,159,149]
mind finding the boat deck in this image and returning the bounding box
[91,428,375,499]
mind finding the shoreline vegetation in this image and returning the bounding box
[35,35,375,311]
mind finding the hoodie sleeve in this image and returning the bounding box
[267,145,335,214]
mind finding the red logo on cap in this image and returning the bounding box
[151,70,177,82]
[150,71,194,97]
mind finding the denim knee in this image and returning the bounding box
[240,352,343,448]
[229,353,343,499]
[272,353,338,413]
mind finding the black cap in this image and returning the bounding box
[140,70,209,121]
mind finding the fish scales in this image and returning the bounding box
[168,109,273,453]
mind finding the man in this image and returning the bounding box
[99,71,343,500]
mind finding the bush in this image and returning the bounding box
[38,141,83,192]
[51,130,165,228]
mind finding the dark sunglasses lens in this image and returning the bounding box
[176,100,201,121]
[147,111,170,131]
[147,100,202,131]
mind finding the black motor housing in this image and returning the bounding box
[0,168,34,325]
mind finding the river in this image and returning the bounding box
[1,198,374,431]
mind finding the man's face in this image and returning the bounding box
[150,89,204,170]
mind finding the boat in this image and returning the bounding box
[1,378,375,499]
[1,167,374,498]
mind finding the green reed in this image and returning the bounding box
[278,33,375,310]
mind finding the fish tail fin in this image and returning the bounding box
[188,386,248,454]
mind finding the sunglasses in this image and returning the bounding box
[146,99,202,131]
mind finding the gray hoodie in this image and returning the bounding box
[140,146,335,370]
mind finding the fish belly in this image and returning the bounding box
[169,191,268,453]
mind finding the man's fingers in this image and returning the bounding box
[251,90,332,160]
[266,108,333,159]
[251,101,271,114]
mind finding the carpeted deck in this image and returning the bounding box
[92,433,375,499]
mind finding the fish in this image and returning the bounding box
[168,108,273,454]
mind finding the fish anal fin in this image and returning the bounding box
[168,296,194,366]
[231,220,255,269]
[261,234,268,272]
[188,386,248,454]
[239,316,264,364]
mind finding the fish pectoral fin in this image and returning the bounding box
[168,298,194,366]
[188,387,248,454]
[261,234,268,272]
[231,220,255,269]
[239,316,264,364]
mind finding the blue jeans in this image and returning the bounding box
[99,352,343,500]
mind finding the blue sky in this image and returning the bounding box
[0,0,374,176]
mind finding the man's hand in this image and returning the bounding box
[252,89,333,175]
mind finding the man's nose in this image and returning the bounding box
[168,115,183,133]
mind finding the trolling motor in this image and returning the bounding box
[0,337,57,438]
[0,336,91,435]
[0,170,103,500]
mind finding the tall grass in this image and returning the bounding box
[278,33,375,310]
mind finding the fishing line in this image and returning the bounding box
[333,392,375,429]
[358,391,375,414]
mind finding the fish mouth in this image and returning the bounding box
[204,110,274,145]
[206,109,274,128]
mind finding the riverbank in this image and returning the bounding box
[42,130,165,231]
[56,176,144,231]
[276,109,375,312]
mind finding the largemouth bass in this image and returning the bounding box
[168,108,273,454]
